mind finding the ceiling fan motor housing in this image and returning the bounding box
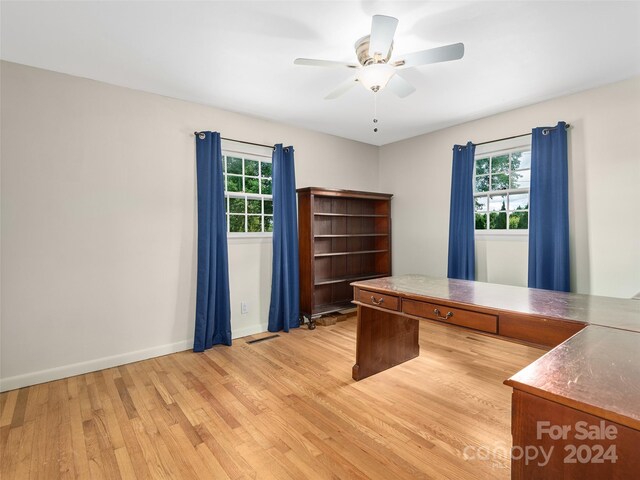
[355,35,393,66]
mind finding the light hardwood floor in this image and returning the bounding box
[1,317,545,479]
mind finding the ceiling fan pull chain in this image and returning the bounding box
[373,94,379,133]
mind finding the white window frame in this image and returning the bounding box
[222,144,273,238]
[473,137,531,237]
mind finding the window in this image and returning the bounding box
[474,147,530,231]
[223,151,273,234]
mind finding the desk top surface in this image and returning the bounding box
[505,326,640,430]
[352,274,640,332]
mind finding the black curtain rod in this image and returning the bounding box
[193,132,275,150]
[474,123,571,147]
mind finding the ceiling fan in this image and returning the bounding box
[294,15,464,99]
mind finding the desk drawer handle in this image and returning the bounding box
[370,296,384,306]
[433,308,453,321]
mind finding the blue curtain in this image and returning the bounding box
[447,142,476,280]
[268,144,300,332]
[194,131,232,351]
[528,121,570,291]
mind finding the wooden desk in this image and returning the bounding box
[351,275,640,478]
[505,326,640,478]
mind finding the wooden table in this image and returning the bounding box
[351,275,640,479]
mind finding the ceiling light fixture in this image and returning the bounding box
[356,63,396,93]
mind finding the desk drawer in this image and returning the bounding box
[357,289,400,311]
[499,313,585,347]
[402,299,498,334]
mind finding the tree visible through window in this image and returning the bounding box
[223,153,273,234]
[474,148,530,231]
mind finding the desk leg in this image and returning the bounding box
[352,305,420,381]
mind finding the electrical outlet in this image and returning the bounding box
[241,302,249,315]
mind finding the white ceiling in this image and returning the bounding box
[2,1,639,146]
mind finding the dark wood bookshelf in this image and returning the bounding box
[314,234,388,238]
[314,249,389,257]
[314,273,388,286]
[313,213,388,218]
[297,187,393,325]
[311,301,356,316]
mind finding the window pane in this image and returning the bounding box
[489,211,507,229]
[245,159,259,176]
[511,169,530,189]
[475,213,487,230]
[264,200,273,215]
[491,173,509,190]
[491,173,509,191]
[247,199,261,214]
[475,175,489,193]
[261,162,272,178]
[510,170,522,189]
[227,175,242,192]
[509,211,528,230]
[229,197,245,213]
[245,177,259,194]
[509,193,528,211]
[247,215,262,232]
[514,151,531,170]
[261,179,272,195]
[510,151,521,169]
[491,155,509,173]
[489,194,507,212]
[264,216,273,232]
[222,156,226,172]
[474,196,488,212]
[229,215,245,232]
[227,157,242,174]
[475,158,489,175]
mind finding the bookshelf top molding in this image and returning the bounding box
[297,187,393,200]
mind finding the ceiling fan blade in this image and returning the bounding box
[369,15,398,58]
[294,58,358,69]
[395,42,464,69]
[325,77,358,100]
[386,74,416,98]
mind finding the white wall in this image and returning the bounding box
[475,235,528,287]
[3,61,639,392]
[0,61,379,391]
[379,76,640,298]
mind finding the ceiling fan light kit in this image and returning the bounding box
[357,63,396,92]
[294,14,465,99]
